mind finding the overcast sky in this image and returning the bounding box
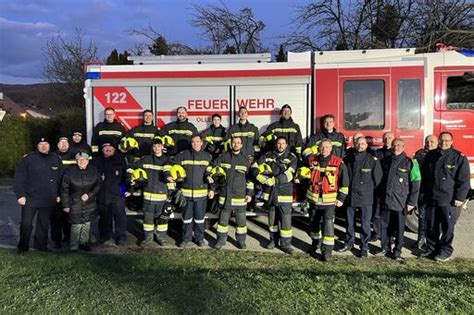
[0,0,312,85]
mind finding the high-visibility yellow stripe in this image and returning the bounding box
[235,165,247,172]
[269,225,279,233]
[220,163,231,169]
[205,136,223,142]
[231,198,246,206]
[310,231,322,240]
[156,224,168,232]
[168,129,193,136]
[143,192,167,201]
[181,188,208,198]
[322,236,335,245]
[217,224,229,233]
[62,160,76,165]
[98,130,123,136]
[295,146,302,154]
[232,131,255,138]
[339,187,349,194]
[236,226,247,234]
[272,128,298,133]
[280,229,293,238]
[143,223,154,232]
[284,169,294,182]
[134,132,155,138]
[182,160,210,166]
[167,182,176,190]
[326,166,337,171]
[219,196,226,205]
[143,164,164,170]
[277,195,293,203]
[91,145,99,152]
[246,182,254,190]
[262,193,270,200]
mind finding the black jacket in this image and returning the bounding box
[375,146,392,160]
[61,165,102,224]
[127,124,159,156]
[201,124,226,158]
[14,151,62,208]
[212,151,254,208]
[170,149,212,200]
[159,119,198,155]
[344,150,382,207]
[135,154,172,204]
[261,117,303,156]
[91,119,126,153]
[91,152,127,205]
[421,147,470,206]
[379,152,421,211]
[304,129,346,158]
[70,141,92,156]
[225,120,260,159]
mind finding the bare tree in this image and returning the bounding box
[127,25,195,55]
[190,2,266,54]
[42,29,99,107]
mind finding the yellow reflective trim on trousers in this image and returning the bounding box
[134,132,155,138]
[311,231,322,239]
[277,195,293,203]
[236,226,247,234]
[339,187,349,194]
[235,165,247,172]
[269,225,279,233]
[156,224,168,232]
[168,129,193,136]
[306,190,337,204]
[323,236,335,245]
[181,188,208,198]
[143,223,154,232]
[182,160,210,166]
[272,127,297,133]
[231,198,246,206]
[143,192,167,201]
[98,130,123,136]
[280,229,293,238]
[217,225,229,233]
[143,164,164,170]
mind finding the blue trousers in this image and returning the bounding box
[345,206,372,252]
[182,198,207,242]
[380,208,406,257]
[425,205,457,257]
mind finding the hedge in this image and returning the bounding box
[0,107,85,177]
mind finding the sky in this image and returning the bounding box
[0,0,311,85]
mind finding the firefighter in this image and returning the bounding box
[91,143,128,246]
[225,106,260,161]
[372,131,395,241]
[304,138,349,261]
[91,107,126,154]
[134,137,173,246]
[168,135,212,247]
[303,114,346,159]
[375,138,421,261]
[14,136,62,253]
[50,136,75,248]
[413,134,438,249]
[127,109,159,156]
[158,106,198,155]
[253,136,297,254]
[260,104,303,157]
[201,113,226,159]
[421,132,470,262]
[211,136,253,250]
[338,136,382,257]
[70,131,92,156]
[119,136,143,212]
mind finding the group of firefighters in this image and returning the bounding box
[14,104,470,262]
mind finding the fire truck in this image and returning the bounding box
[84,48,474,228]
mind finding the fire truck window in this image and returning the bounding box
[447,76,474,110]
[398,79,421,129]
[344,80,385,130]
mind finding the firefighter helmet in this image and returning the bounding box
[296,167,312,180]
[131,168,148,184]
[258,163,273,176]
[210,166,226,185]
[161,135,175,148]
[119,137,139,153]
[170,164,186,181]
[310,145,319,155]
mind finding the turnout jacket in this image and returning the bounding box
[135,154,172,204]
[159,119,198,155]
[14,151,62,208]
[260,117,303,156]
[344,150,382,207]
[421,147,470,206]
[69,141,92,156]
[170,149,212,200]
[225,120,260,159]
[91,119,126,153]
[304,129,346,158]
[212,151,254,208]
[91,152,127,205]
[201,124,226,158]
[61,165,102,224]
[252,150,297,206]
[127,124,159,156]
[379,152,421,211]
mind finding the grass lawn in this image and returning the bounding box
[0,248,473,313]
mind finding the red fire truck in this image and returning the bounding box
[84,48,473,226]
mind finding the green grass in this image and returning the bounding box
[0,248,473,314]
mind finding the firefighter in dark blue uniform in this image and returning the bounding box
[126,109,159,156]
[412,134,438,249]
[201,113,226,159]
[376,138,421,261]
[91,107,126,154]
[303,114,346,159]
[70,131,92,156]
[225,106,260,161]
[338,136,382,257]
[158,106,198,156]
[421,132,470,262]
[14,137,62,253]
